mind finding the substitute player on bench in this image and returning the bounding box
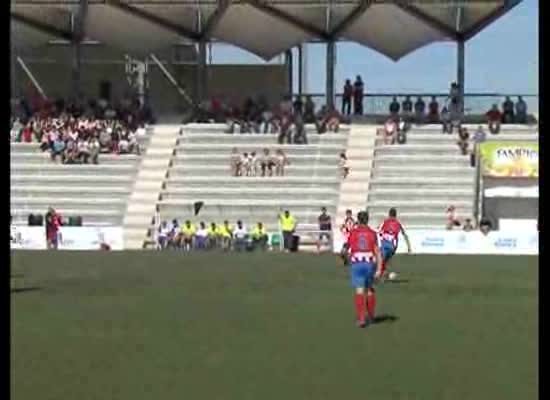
[378,208,412,280]
[347,211,382,328]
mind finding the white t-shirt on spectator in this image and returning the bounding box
[136,127,146,137]
[78,140,90,154]
[234,226,247,239]
[196,228,208,238]
[119,138,129,153]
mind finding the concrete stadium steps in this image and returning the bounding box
[167,164,340,177]
[171,154,341,166]
[373,165,469,178]
[148,124,350,251]
[11,163,138,176]
[374,144,470,156]
[175,144,345,156]
[10,152,141,166]
[160,187,340,201]
[375,132,538,146]
[11,196,128,210]
[10,186,132,197]
[369,176,474,187]
[11,174,135,187]
[165,176,341,190]
[10,127,155,228]
[11,207,123,221]
[368,187,473,202]
[181,133,348,145]
[374,154,470,167]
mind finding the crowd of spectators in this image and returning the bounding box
[10,97,153,164]
[196,94,347,143]
[157,219,271,252]
[230,147,289,177]
[156,210,299,252]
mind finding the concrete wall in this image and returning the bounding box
[12,44,287,115]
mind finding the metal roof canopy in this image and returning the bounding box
[11,0,522,61]
[10,0,522,108]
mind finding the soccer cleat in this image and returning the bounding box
[356,320,367,328]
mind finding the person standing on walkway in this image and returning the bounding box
[342,79,353,115]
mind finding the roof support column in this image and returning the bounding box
[457,39,465,113]
[326,40,335,109]
[72,41,82,99]
[285,49,293,96]
[73,0,88,100]
[196,40,208,104]
[297,45,303,97]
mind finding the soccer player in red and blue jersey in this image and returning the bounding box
[339,209,356,265]
[347,211,382,328]
[378,208,412,280]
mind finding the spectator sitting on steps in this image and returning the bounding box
[275,149,290,176]
[383,117,397,145]
[340,152,350,179]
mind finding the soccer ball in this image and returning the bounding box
[388,272,398,281]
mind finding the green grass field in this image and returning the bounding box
[11,251,537,400]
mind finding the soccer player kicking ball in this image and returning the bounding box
[347,211,382,328]
[378,208,412,281]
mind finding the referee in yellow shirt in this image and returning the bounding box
[279,210,296,252]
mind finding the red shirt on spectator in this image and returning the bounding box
[22,127,33,143]
[486,109,502,122]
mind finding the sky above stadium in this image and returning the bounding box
[211,0,538,95]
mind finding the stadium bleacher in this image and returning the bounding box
[153,123,349,245]
[368,124,539,229]
[10,128,154,226]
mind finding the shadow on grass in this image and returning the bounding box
[11,287,42,294]
[373,314,399,324]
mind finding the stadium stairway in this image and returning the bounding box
[367,124,539,229]
[10,129,153,227]
[122,125,181,249]
[152,123,350,251]
[335,125,377,230]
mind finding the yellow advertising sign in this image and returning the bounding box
[479,142,538,178]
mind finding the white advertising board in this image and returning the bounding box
[10,226,124,250]
[333,229,538,256]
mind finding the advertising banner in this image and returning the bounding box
[10,226,124,250]
[479,142,538,178]
[333,229,538,256]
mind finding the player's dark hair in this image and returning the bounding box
[357,211,369,225]
[389,208,397,217]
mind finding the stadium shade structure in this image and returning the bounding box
[11,0,521,107]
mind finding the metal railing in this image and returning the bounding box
[300,93,538,116]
